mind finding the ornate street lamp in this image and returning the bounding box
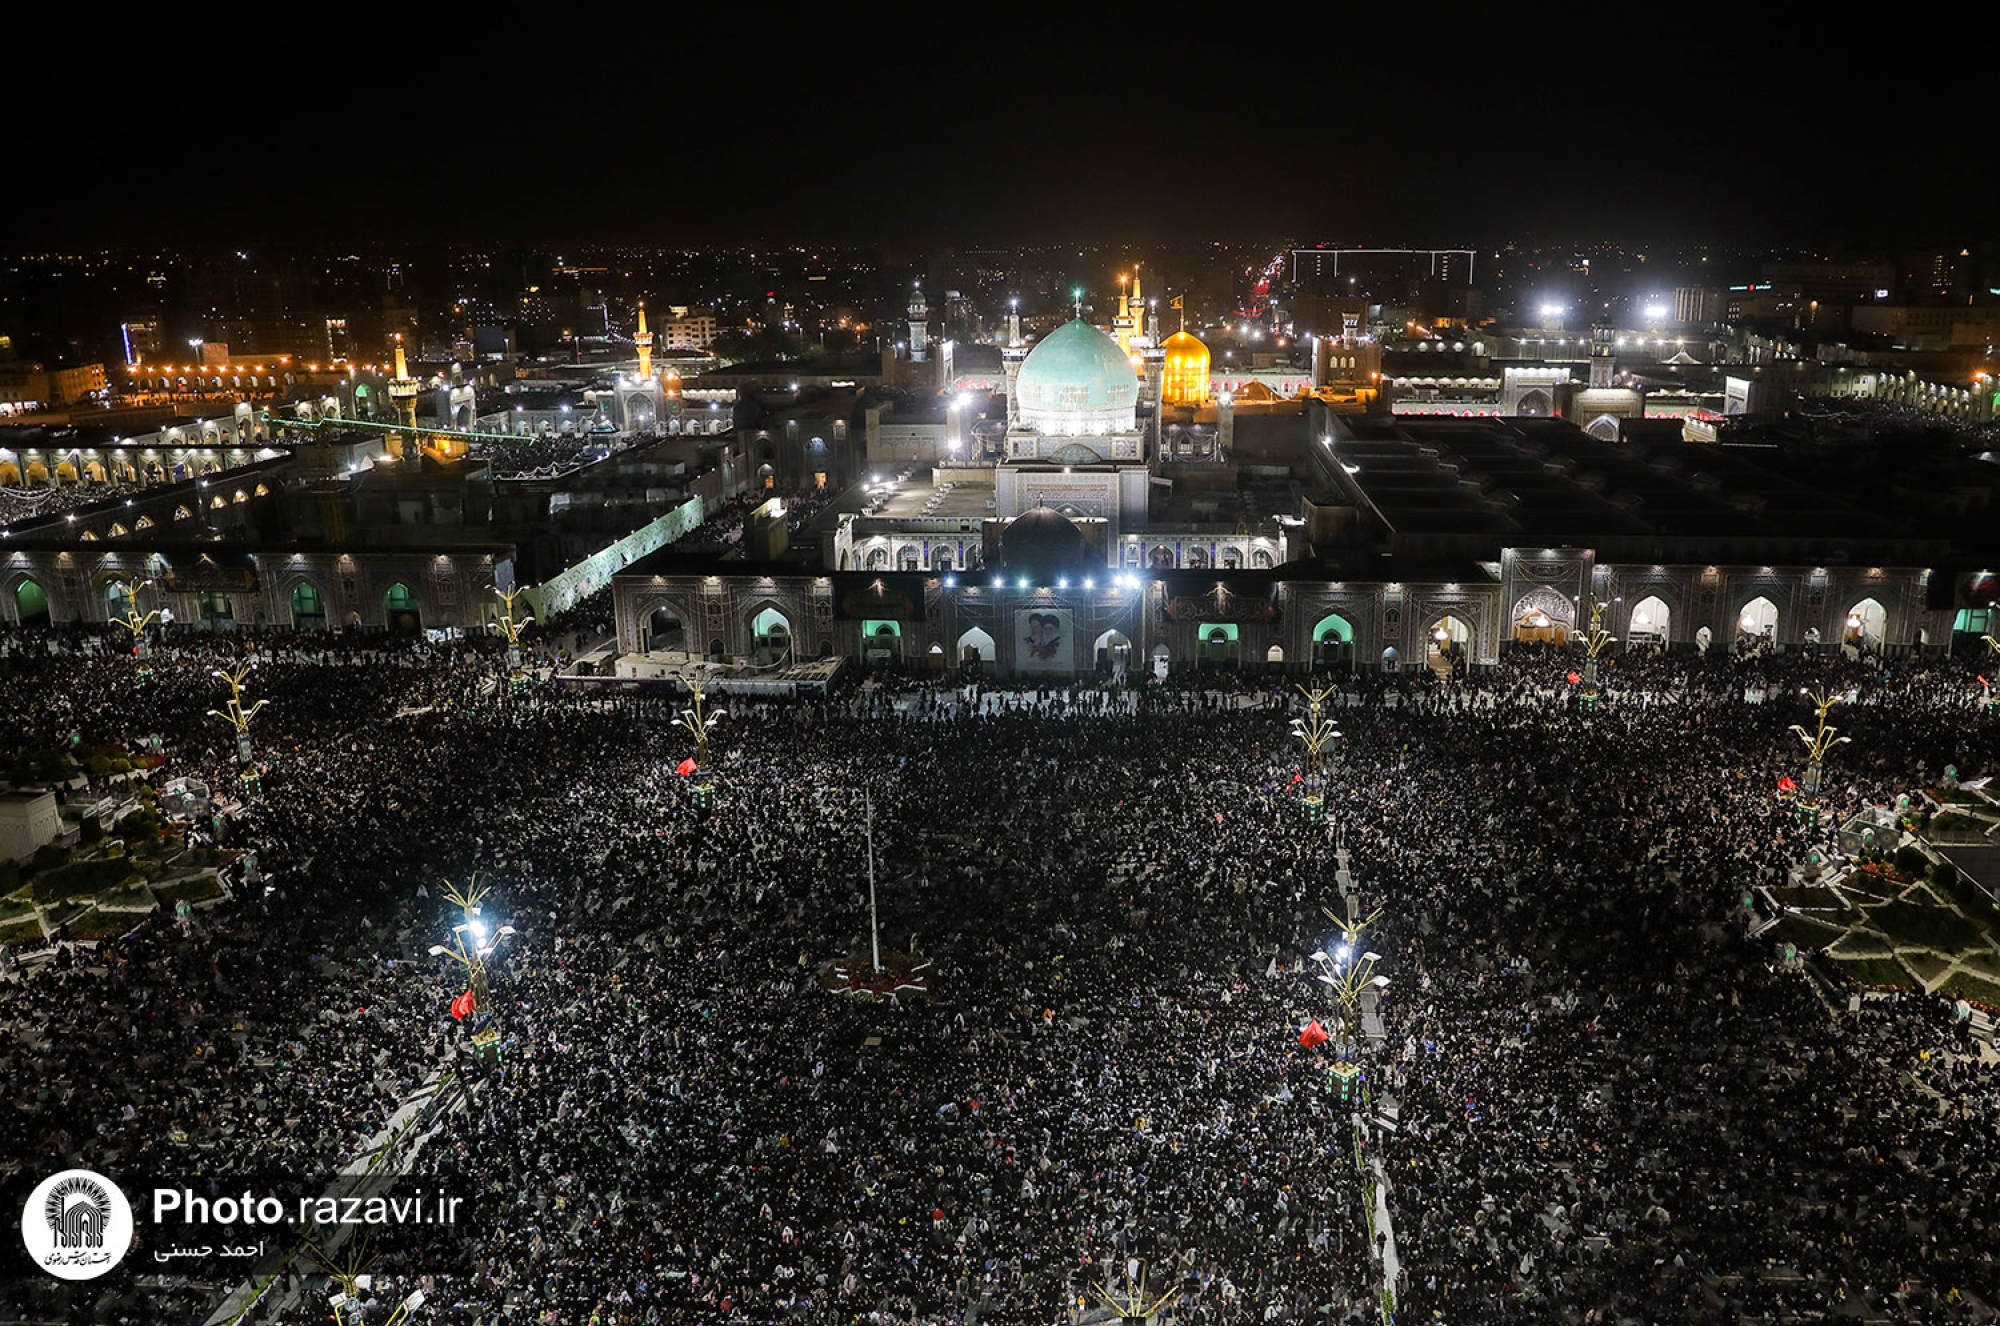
[308,1243,427,1326]
[1982,627,1999,713]
[429,875,515,1070]
[110,577,160,680]
[1788,685,1852,828]
[1080,1259,1180,1326]
[208,662,268,799]
[1310,901,1386,1107]
[1289,684,1342,820]
[672,669,726,808]
[1574,596,1617,712]
[494,586,534,689]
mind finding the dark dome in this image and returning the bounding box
[1000,506,1086,579]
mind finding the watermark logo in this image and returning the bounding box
[21,1169,132,1280]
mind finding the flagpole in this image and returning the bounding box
[865,786,881,973]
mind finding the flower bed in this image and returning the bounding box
[1940,970,2000,1010]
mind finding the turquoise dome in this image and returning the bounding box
[1014,318,1138,435]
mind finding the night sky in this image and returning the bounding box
[7,22,1989,252]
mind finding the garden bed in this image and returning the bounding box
[1830,930,1894,957]
[1866,899,1990,952]
[1838,872,1906,902]
[1928,813,1995,842]
[1771,886,1845,909]
[29,855,144,905]
[1904,952,1952,987]
[1773,914,1846,951]
[94,883,158,913]
[1940,970,2000,1010]
[63,909,143,941]
[0,915,44,947]
[1832,956,1914,988]
[153,875,225,906]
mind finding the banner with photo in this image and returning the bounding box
[1014,608,1073,672]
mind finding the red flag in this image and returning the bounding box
[1565,670,1581,685]
[1980,675,1991,686]
[1777,776,1797,793]
[450,989,475,1020]
[676,757,697,776]
[1298,1019,1330,1049]
[1290,772,1304,785]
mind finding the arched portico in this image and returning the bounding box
[1737,595,1778,643]
[1311,612,1355,672]
[1628,595,1671,647]
[958,626,996,665]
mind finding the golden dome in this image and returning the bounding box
[1161,329,1211,407]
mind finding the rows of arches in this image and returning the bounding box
[1138,544,1278,571]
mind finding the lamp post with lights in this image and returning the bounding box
[1981,622,1999,713]
[1788,686,1852,829]
[429,876,516,1070]
[1289,684,1342,821]
[313,1245,428,1326]
[1309,901,1387,1106]
[1574,596,1616,712]
[1078,1259,1180,1326]
[208,662,268,800]
[109,576,160,668]
[673,668,726,808]
[494,586,534,688]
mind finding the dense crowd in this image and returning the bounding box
[474,435,616,480]
[1,627,1997,1325]
[0,478,142,530]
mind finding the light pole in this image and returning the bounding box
[429,876,516,1070]
[208,663,268,800]
[1788,685,1852,829]
[494,586,534,688]
[110,577,160,668]
[1289,684,1342,820]
[1084,1259,1180,1326]
[1982,624,1999,712]
[1310,901,1386,1107]
[314,1245,427,1326]
[672,669,726,808]
[1574,596,1617,712]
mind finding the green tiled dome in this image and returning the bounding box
[1015,319,1138,435]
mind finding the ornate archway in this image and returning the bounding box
[1511,586,1574,644]
[1628,595,1671,647]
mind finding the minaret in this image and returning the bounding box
[907,282,930,363]
[1002,296,1027,430]
[1112,272,1135,354]
[634,301,655,381]
[1589,321,1616,388]
[387,334,420,462]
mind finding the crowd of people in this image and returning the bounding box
[0,477,143,531]
[1,624,1996,1325]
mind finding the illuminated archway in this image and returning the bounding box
[957,627,996,664]
[1843,597,1886,647]
[1628,595,1671,646]
[1736,595,1778,641]
[750,605,792,662]
[384,582,422,633]
[1427,614,1473,672]
[1312,612,1355,672]
[15,578,54,624]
